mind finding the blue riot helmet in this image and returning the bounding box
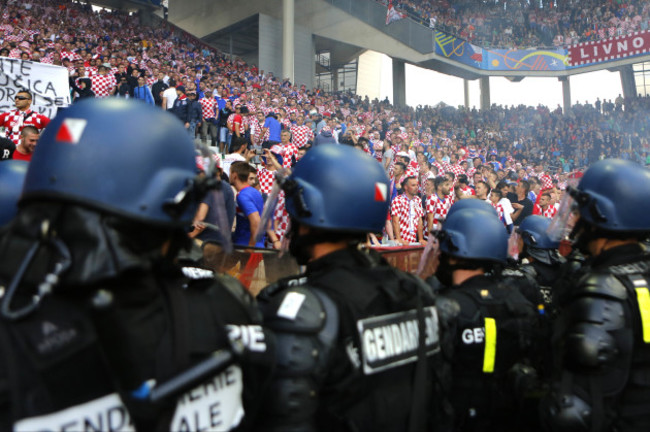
[438,207,508,264]
[446,198,498,220]
[568,159,650,234]
[283,145,390,233]
[0,160,28,227]
[517,215,560,265]
[22,99,201,226]
[518,215,559,249]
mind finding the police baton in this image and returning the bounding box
[92,290,236,403]
[148,349,234,403]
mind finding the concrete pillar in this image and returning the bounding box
[560,76,571,114]
[463,79,470,109]
[332,69,339,92]
[392,58,406,107]
[619,64,636,99]
[479,77,490,111]
[282,0,295,84]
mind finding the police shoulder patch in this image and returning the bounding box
[357,306,439,375]
[182,266,214,280]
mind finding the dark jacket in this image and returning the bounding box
[151,80,168,106]
[257,248,452,432]
[187,99,202,123]
[170,96,189,123]
[313,130,337,146]
[0,203,274,431]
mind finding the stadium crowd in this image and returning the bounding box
[383,0,650,49]
[3,3,650,432]
[1,0,650,249]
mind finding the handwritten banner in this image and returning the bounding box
[567,31,650,67]
[0,57,70,119]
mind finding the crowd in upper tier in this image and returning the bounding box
[382,0,650,49]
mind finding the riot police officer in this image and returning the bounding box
[542,159,650,432]
[517,215,565,311]
[256,145,455,432]
[0,99,273,431]
[0,160,27,227]
[434,207,537,432]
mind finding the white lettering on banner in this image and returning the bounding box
[226,324,267,352]
[462,327,485,344]
[171,365,244,432]
[568,31,650,66]
[13,393,135,432]
[0,57,70,120]
[357,306,440,374]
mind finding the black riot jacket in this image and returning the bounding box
[258,247,455,432]
[440,274,537,432]
[0,203,274,432]
[543,243,650,432]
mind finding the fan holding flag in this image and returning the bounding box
[386,0,406,25]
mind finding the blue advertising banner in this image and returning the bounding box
[434,31,569,72]
[433,30,650,72]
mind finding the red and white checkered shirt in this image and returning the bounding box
[419,171,434,195]
[250,120,269,146]
[405,161,419,179]
[431,161,445,177]
[539,174,553,190]
[199,97,216,119]
[290,124,313,148]
[391,194,423,244]
[274,191,291,241]
[5,34,23,43]
[490,200,508,226]
[281,143,299,168]
[8,48,22,59]
[449,163,466,179]
[0,109,51,145]
[460,186,476,197]
[257,166,275,195]
[371,140,384,163]
[91,74,116,98]
[425,193,450,232]
[539,205,558,219]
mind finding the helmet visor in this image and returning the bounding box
[417,233,440,279]
[547,182,580,242]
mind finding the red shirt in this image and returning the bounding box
[12,148,32,161]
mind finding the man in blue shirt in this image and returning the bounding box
[133,77,155,105]
[230,161,265,247]
[215,89,230,155]
[263,112,281,149]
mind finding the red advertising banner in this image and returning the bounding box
[568,31,650,66]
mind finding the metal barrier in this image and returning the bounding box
[203,245,426,296]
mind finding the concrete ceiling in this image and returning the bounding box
[201,15,259,57]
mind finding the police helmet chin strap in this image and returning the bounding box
[1,219,72,321]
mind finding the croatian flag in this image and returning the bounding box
[386,1,406,25]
